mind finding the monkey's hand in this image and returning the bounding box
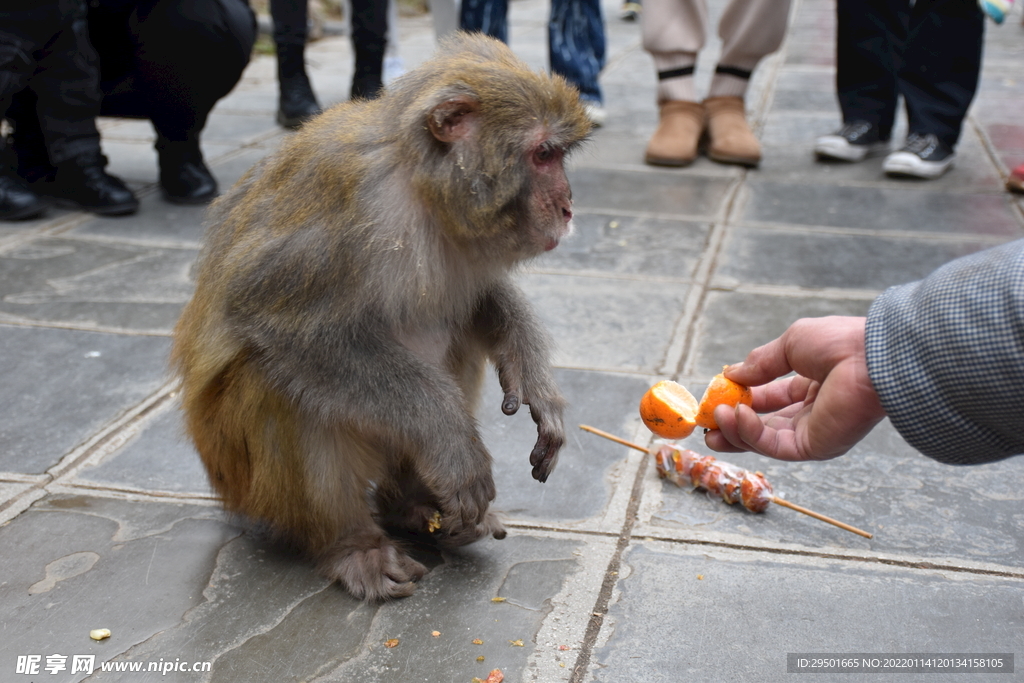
[427,439,499,544]
[526,396,566,482]
[499,368,566,483]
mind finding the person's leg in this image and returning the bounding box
[900,0,983,149]
[641,0,708,166]
[702,0,791,167]
[549,0,606,124]
[459,0,509,43]
[882,0,984,179]
[0,11,49,219]
[102,0,255,203]
[13,3,137,215]
[271,0,322,128]
[815,0,904,162]
[349,0,389,99]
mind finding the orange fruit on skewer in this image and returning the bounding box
[639,369,753,439]
[639,380,698,439]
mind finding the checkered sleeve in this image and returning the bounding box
[865,239,1024,465]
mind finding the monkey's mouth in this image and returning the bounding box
[545,216,574,251]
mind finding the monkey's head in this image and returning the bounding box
[393,32,593,261]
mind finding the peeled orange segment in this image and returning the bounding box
[694,370,753,430]
[639,380,699,439]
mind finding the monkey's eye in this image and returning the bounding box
[533,143,560,165]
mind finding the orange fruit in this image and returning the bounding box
[694,369,753,430]
[639,380,698,439]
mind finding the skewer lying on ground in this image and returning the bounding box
[579,424,873,539]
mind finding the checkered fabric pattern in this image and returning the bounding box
[866,239,1024,465]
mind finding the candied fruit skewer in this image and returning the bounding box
[578,425,873,539]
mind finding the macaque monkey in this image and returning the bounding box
[171,33,591,600]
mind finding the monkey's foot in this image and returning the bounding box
[437,510,506,548]
[319,532,428,601]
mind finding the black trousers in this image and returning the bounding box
[836,0,984,148]
[0,0,103,167]
[270,0,388,98]
[3,0,255,177]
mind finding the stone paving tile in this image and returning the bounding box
[686,291,873,378]
[592,541,1023,683]
[739,178,1022,236]
[2,493,613,683]
[520,272,692,374]
[0,237,193,331]
[570,168,736,218]
[0,325,171,475]
[535,211,710,279]
[712,227,1003,291]
[71,402,213,497]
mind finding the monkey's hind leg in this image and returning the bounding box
[306,433,429,601]
[317,529,428,601]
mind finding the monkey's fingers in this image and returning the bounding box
[502,391,521,415]
[529,432,563,483]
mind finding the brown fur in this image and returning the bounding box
[171,33,590,600]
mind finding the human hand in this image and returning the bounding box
[704,316,887,461]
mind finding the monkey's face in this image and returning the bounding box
[522,137,575,256]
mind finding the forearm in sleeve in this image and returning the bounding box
[865,239,1024,465]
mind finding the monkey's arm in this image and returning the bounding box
[473,283,566,482]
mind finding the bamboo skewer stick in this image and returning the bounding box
[769,497,872,538]
[579,424,873,539]
[580,424,648,452]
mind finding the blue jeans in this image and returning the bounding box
[459,0,605,104]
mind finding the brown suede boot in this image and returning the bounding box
[703,96,761,167]
[645,100,705,167]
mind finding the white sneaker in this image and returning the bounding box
[814,121,890,162]
[882,133,955,179]
[583,102,607,128]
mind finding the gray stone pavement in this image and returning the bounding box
[3,1,1024,681]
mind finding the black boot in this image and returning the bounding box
[40,152,138,216]
[0,173,48,220]
[0,135,48,220]
[276,43,322,129]
[156,137,218,205]
[350,44,385,100]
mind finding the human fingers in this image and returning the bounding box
[725,317,867,388]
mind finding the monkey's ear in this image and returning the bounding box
[427,96,480,143]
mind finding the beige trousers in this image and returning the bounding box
[642,0,791,102]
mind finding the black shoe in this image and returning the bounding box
[882,133,956,179]
[276,44,322,129]
[157,139,218,205]
[42,154,139,216]
[814,121,890,162]
[277,76,322,129]
[0,173,48,220]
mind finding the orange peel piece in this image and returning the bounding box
[694,370,753,430]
